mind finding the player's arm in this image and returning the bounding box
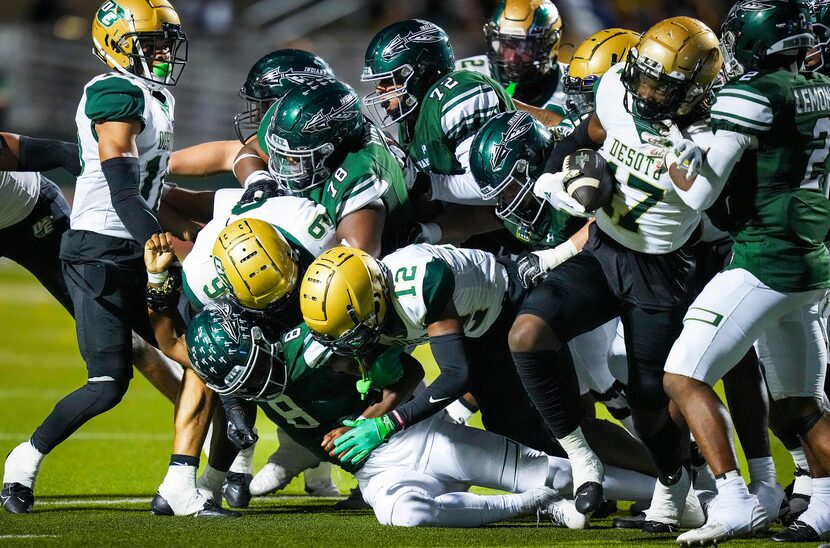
[168,140,243,177]
[515,99,564,127]
[143,232,190,366]
[544,112,606,174]
[98,119,163,244]
[336,202,386,257]
[412,204,502,245]
[0,131,81,175]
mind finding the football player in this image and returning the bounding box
[361,19,513,206]
[457,0,567,126]
[513,17,722,525]
[143,234,591,529]
[1,0,209,516]
[660,1,830,543]
[262,78,412,257]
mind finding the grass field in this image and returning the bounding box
[0,260,801,546]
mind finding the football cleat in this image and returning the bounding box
[591,498,618,519]
[570,450,605,515]
[771,520,825,543]
[305,481,340,497]
[782,494,810,526]
[250,462,293,496]
[150,492,241,517]
[332,486,371,510]
[613,514,646,529]
[1,482,34,514]
[749,481,787,523]
[643,468,704,533]
[223,472,253,509]
[532,487,588,530]
[676,490,769,546]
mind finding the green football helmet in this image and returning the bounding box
[264,78,363,194]
[720,0,815,79]
[186,299,288,402]
[808,0,830,73]
[361,19,455,127]
[234,49,335,144]
[469,111,554,233]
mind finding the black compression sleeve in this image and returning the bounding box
[543,116,601,174]
[18,136,82,176]
[391,332,472,429]
[102,156,162,244]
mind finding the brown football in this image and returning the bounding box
[562,149,615,212]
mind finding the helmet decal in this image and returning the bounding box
[260,66,331,88]
[216,301,242,345]
[96,1,126,28]
[301,94,360,134]
[491,112,532,171]
[741,2,777,11]
[381,22,445,61]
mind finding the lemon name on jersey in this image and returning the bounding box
[794,84,830,114]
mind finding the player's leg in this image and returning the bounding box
[3,258,139,514]
[508,252,619,513]
[251,428,327,496]
[760,301,830,542]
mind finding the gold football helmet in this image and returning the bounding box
[92,0,187,88]
[564,28,639,115]
[300,246,389,357]
[484,0,563,91]
[621,16,722,120]
[212,218,299,316]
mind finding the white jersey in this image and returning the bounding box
[182,190,336,308]
[454,55,569,112]
[72,72,175,240]
[594,63,703,254]
[0,171,40,229]
[379,244,507,347]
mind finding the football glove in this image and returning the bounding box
[333,415,398,465]
[517,240,578,289]
[533,171,591,218]
[239,172,284,205]
[225,403,258,450]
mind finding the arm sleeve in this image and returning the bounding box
[389,332,471,429]
[673,130,752,211]
[102,156,162,243]
[18,136,81,176]
[544,116,601,174]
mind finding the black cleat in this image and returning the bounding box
[771,520,823,543]
[332,486,370,510]
[223,472,252,509]
[1,483,34,514]
[574,481,603,515]
[613,514,646,529]
[641,520,678,534]
[592,498,618,519]
[151,493,241,517]
[629,499,650,516]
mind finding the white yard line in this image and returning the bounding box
[0,535,59,539]
[0,432,278,441]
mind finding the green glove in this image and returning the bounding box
[333,414,398,465]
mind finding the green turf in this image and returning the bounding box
[0,260,800,546]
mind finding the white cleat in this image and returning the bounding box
[304,462,340,497]
[644,468,704,533]
[749,481,786,522]
[676,491,769,546]
[532,487,588,530]
[570,451,605,515]
[250,462,293,496]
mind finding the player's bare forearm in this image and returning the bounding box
[570,219,593,252]
[232,143,269,185]
[148,307,190,368]
[168,140,242,177]
[430,204,502,245]
[515,99,563,127]
[361,353,425,420]
[336,204,386,257]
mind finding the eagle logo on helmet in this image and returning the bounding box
[216,301,242,346]
[260,67,330,88]
[490,112,532,171]
[740,2,776,11]
[381,23,444,61]
[302,95,359,133]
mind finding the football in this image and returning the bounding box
[562,149,615,212]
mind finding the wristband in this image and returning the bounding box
[147,270,169,284]
[243,170,272,188]
[535,239,578,271]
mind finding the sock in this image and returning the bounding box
[639,420,682,485]
[747,456,777,486]
[557,426,602,485]
[715,470,744,494]
[229,431,256,475]
[512,350,583,438]
[170,454,199,467]
[2,440,45,489]
[444,399,476,425]
[798,476,830,533]
[196,463,227,501]
[790,448,812,497]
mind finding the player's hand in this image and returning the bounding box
[670,139,705,179]
[144,232,175,274]
[517,252,545,288]
[533,171,590,218]
[238,174,284,205]
[332,415,397,465]
[321,426,352,454]
[225,403,258,450]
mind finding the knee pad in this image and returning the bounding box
[791,407,827,438]
[382,490,438,527]
[86,377,130,413]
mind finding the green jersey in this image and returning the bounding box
[258,323,403,474]
[710,69,830,291]
[501,208,585,249]
[402,70,515,175]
